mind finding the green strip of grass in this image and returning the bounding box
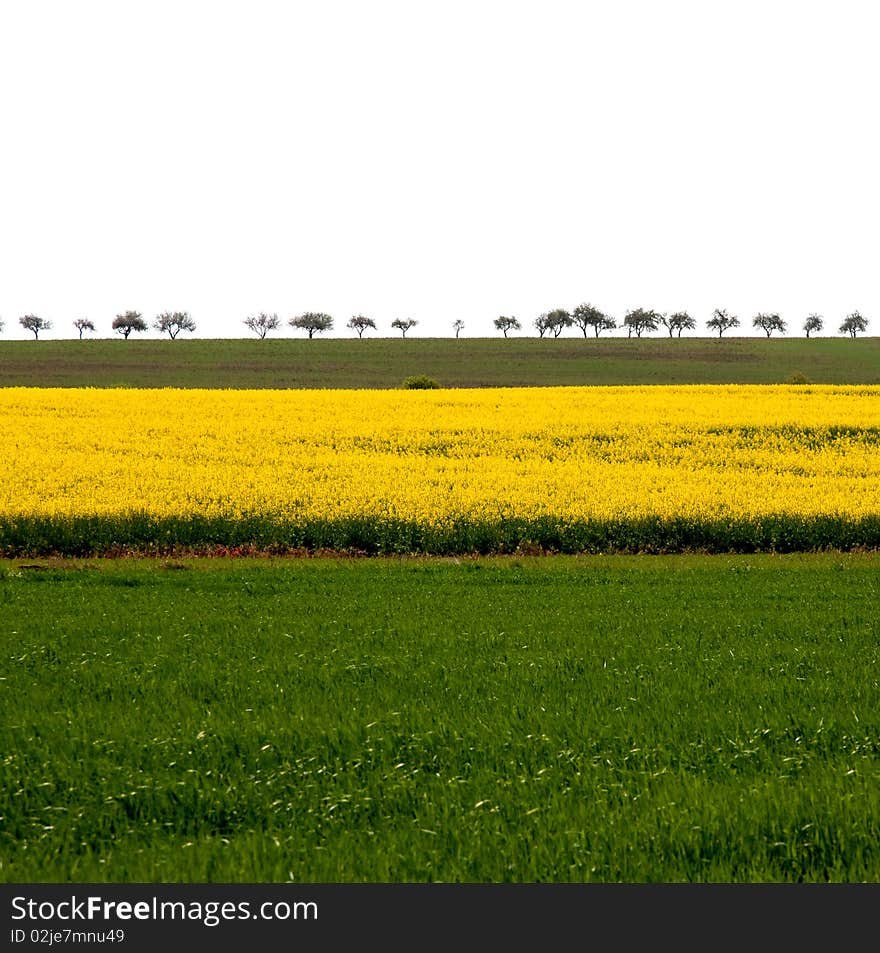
[2,554,879,882]
[0,337,878,388]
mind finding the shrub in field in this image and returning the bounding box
[402,375,440,389]
[785,372,811,385]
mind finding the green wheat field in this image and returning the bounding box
[2,555,878,882]
[1,336,878,388]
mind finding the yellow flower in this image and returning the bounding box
[0,385,877,530]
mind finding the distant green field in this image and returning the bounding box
[0,336,878,388]
[3,554,879,882]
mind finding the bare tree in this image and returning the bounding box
[112,311,147,339]
[391,318,417,337]
[839,311,868,338]
[452,319,465,338]
[155,311,196,340]
[243,312,281,339]
[493,315,521,338]
[73,318,96,339]
[347,314,377,338]
[803,314,823,338]
[659,311,696,337]
[706,308,740,337]
[572,302,615,338]
[19,314,52,339]
[752,313,787,337]
[290,312,333,339]
[622,308,660,338]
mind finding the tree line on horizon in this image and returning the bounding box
[491,306,869,341]
[0,306,871,341]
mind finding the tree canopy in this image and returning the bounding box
[73,318,96,339]
[839,311,868,338]
[391,318,417,337]
[290,312,334,339]
[622,308,660,338]
[706,309,740,337]
[572,303,615,337]
[155,311,196,340]
[243,312,281,339]
[19,314,52,339]
[803,314,823,338]
[752,313,786,338]
[534,309,572,338]
[493,316,521,337]
[659,311,696,337]
[112,311,147,339]
[347,315,377,338]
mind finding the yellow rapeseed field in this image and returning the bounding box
[1,385,878,551]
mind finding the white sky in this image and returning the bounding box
[1,0,878,339]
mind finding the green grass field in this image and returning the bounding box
[3,554,879,883]
[1,336,878,388]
